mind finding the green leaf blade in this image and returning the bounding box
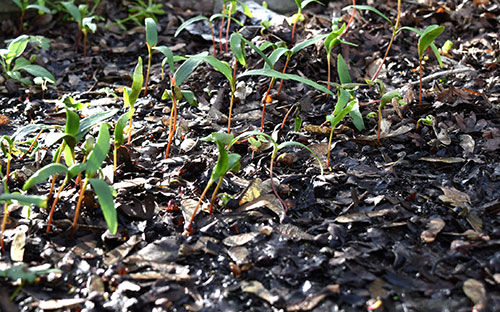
[23,163,68,191]
[89,179,117,234]
[145,17,158,47]
[85,123,111,178]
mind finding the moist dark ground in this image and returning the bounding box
[1,0,500,311]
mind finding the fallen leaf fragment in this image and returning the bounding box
[287,284,339,311]
[241,280,280,305]
[463,279,487,311]
[335,208,398,223]
[421,218,445,243]
[223,232,260,247]
[10,226,27,262]
[419,157,465,163]
[38,298,86,310]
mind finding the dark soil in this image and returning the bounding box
[1,0,500,311]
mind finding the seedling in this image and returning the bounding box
[0,35,55,87]
[344,1,402,81]
[143,18,158,95]
[185,132,241,234]
[113,110,133,172]
[61,1,99,56]
[221,1,251,52]
[376,89,404,142]
[324,22,357,97]
[12,0,51,31]
[416,115,434,130]
[24,124,117,235]
[289,0,324,42]
[232,131,324,212]
[123,57,144,145]
[1,167,47,250]
[175,14,243,57]
[115,0,164,30]
[402,25,445,107]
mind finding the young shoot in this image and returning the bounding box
[144,17,158,95]
[123,57,144,145]
[289,0,324,42]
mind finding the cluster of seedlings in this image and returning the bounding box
[1,0,447,245]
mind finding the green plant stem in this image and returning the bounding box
[419,59,423,107]
[48,141,66,200]
[224,3,233,52]
[269,150,288,212]
[371,0,401,81]
[127,114,133,145]
[326,123,335,170]
[0,202,9,251]
[71,177,89,236]
[276,55,291,97]
[326,52,331,98]
[46,179,67,233]
[83,31,88,57]
[5,157,11,184]
[227,60,237,133]
[377,104,382,142]
[113,145,118,172]
[186,179,214,234]
[208,177,223,214]
[219,8,226,53]
[144,44,152,96]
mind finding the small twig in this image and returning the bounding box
[407,67,475,86]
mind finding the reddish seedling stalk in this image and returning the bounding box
[227,60,237,133]
[276,55,291,98]
[291,20,298,43]
[225,2,234,52]
[19,129,45,160]
[165,76,178,159]
[46,181,66,233]
[219,7,226,53]
[210,23,217,56]
[419,59,423,107]
[71,178,89,236]
[371,0,401,81]
[339,0,356,39]
[280,104,295,130]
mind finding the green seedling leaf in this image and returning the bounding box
[301,0,323,9]
[123,57,144,109]
[7,35,29,61]
[19,65,56,84]
[76,109,118,142]
[89,178,117,234]
[291,34,328,54]
[327,99,356,129]
[230,32,246,67]
[227,153,241,172]
[419,25,445,60]
[145,17,158,47]
[23,163,68,191]
[174,52,208,86]
[294,115,303,132]
[0,264,60,284]
[162,89,198,107]
[68,163,86,179]
[240,68,334,96]
[380,90,402,107]
[114,110,134,147]
[65,108,80,137]
[237,0,253,17]
[153,45,175,74]
[0,192,47,208]
[264,47,288,69]
[202,132,234,181]
[399,26,444,68]
[86,123,111,178]
[194,55,233,86]
[82,17,97,33]
[343,5,392,25]
[333,88,350,117]
[61,1,82,24]
[234,34,273,68]
[324,24,346,53]
[26,4,52,14]
[337,54,351,85]
[175,16,209,37]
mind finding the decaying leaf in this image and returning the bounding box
[421,217,445,243]
[241,280,280,305]
[463,279,486,311]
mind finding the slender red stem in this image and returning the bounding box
[280,105,295,130]
[227,60,237,133]
[165,85,178,159]
[210,23,217,56]
[339,0,356,38]
[186,180,213,234]
[18,129,44,161]
[46,181,66,233]
[208,177,223,214]
[219,9,226,53]
[291,20,297,42]
[0,202,9,251]
[371,0,401,81]
[71,178,89,236]
[225,5,233,53]
[276,55,291,97]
